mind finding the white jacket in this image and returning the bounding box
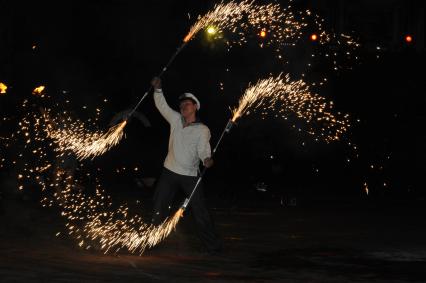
[154,89,211,176]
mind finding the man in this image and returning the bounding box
[151,77,222,254]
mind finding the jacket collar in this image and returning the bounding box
[181,116,202,127]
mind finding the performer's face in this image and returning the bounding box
[179,100,197,118]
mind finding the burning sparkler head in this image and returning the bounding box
[181,198,190,210]
[225,120,235,132]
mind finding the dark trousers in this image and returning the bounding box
[152,167,222,252]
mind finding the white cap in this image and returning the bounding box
[179,93,200,110]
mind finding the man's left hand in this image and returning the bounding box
[203,157,214,168]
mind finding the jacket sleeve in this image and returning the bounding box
[197,126,212,162]
[153,89,180,124]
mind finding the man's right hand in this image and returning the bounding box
[151,77,162,90]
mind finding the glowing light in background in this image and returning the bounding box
[32,85,45,96]
[207,26,217,35]
[0,82,7,94]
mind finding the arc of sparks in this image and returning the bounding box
[84,208,184,254]
[183,0,306,45]
[183,0,253,42]
[44,114,127,160]
[181,74,352,213]
[231,73,350,142]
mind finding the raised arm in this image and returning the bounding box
[151,77,180,124]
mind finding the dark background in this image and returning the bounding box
[1,0,425,204]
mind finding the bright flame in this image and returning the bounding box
[310,33,318,41]
[33,85,45,95]
[405,35,413,43]
[260,30,267,38]
[0,82,7,94]
[231,74,350,142]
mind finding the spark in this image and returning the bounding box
[231,74,350,142]
[363,182,369,195]
[43,110,127,160]
[181,0,360,72]
[33,85,46,96]
[85,208,183,254]
[49,167,182,254]
[0,82,7,94]
[182,0,306,48]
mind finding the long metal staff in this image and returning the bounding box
[181,119,235,210]
[128,42,188,117]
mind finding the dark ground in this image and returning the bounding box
[1,179,426,283]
